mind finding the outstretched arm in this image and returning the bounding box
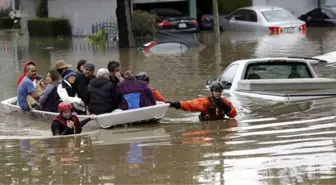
[168,97,209,112]
[78,117,92,128]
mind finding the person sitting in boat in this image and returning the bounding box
[107,61,124,86]
[135,72,166,102]
[75,62,96,105]
[17,64,40,112]
[26,75,44,109]
[54,60,72,81]
[117,70,156,110]
[76,59,87,75]
[17,61,36,89]
[57,69,86,114]
[39,70,61,112]
[51,102,96,136]
[167,81,237,121]
[87,68,119,114]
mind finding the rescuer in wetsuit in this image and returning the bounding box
[167,81,237,121]
[51,102,96,136]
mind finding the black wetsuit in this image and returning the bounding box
[51,115,92,136]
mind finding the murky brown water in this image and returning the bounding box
[1,28,336,184]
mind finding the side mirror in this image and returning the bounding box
[206,77,217,85]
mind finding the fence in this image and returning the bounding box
[91,20,198,47]
[91,19,118,41]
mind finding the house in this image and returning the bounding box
[16,0,336,36]
[253,0,336,17]
[17,0,198,36]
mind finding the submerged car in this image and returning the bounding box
[298,6,336,27]
[142,36,204,54]
[199,14,225,30]
[220,6,307,34]
[206,57,336,102]
[150,8,199,33]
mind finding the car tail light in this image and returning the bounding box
[157,20,173,27]
[201,17,210,21]
[269,26,282,34]
[193,20,198,26]
[143,41,156,53]
[299,24,307,31]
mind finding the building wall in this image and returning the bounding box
[20,0,37,32]
[48,0,117,36]
[325,0,336,6]
[252,0,317,16]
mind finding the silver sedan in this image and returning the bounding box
[220,6,307,34]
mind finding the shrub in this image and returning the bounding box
[88,29,105,43]
[0,8,10,18]
[28,18,72,37]
[218,0,252,14]
[0,17,14,29]
[132,10,157,36]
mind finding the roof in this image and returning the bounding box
[231,57,315,65]
[237,6,284,12]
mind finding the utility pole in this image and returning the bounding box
[213,0,221,64]
[116,0,135,48]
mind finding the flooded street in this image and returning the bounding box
[1,28,336,184]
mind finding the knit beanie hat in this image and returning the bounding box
[62,69,76,80]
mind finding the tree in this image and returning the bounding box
[116,0,135,48]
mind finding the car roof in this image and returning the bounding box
[231,57,312,65]
[237,6,284,12]
[324,5,336,8]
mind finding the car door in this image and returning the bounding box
[225,9,258,31]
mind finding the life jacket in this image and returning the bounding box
[53,114,80,134]
[199,97,225,121]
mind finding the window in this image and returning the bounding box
[244,62,313,80]
[307,9,328,19]
[230,9,258,22]
[219,64,239,89]
[323,8,336,19]
[261,9,297,22]
[149,43,188,53]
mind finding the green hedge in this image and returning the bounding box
[218,0,252,14]
[0,17,15,29]
[28,18,72,37]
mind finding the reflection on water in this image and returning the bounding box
[0,29,336,184]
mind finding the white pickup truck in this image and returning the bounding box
[207,57,336,102]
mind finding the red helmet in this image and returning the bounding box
[58,102,72,112]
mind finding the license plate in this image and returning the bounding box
[178,23,187,28]
[283,27,295,33]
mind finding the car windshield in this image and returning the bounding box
[327,7,336,18]
[244,62,313,79]
[261,9,297,22]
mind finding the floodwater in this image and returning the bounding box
[1,28,336,184]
